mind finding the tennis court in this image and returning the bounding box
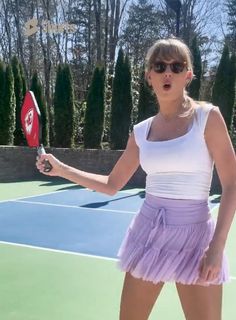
[0,180,235,320]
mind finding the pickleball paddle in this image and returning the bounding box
[21,90,52,172]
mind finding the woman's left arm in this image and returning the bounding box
[199,106,236,282]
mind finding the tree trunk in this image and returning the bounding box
[103,0,109,69]
[93,0,102,64]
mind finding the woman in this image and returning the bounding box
[36,38,236,320]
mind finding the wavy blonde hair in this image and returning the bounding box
[145,38,196,118]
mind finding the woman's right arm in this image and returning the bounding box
[36,132,140,196]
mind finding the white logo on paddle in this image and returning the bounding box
[25,108,34,134]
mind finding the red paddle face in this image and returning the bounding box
[21,91,41,147]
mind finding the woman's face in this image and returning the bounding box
[147,57,193,101]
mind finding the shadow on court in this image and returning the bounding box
[40,181,84,191]
[80,190,146,208]
[0,181,234,320]
[37,178,146,195]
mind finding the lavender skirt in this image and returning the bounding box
[117,194,229,285]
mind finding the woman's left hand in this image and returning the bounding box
[197,243,223,283]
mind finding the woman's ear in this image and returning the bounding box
[185,70,193,86]
[186,70,193,81]
[145,71,152,86]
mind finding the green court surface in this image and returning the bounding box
[0,180,235,320]
[0,180,77,201]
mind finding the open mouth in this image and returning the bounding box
[163,83,172,90]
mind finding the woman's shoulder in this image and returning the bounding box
[194,101,220,132]
[194,101,219,120]
[194,101,220,114]
[132,116,155,146]
[133,116,155,130]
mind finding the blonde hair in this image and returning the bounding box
[145,38,195,118]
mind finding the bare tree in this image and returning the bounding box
[1,0,12,59]
[158,0,222,46]
[93,0,102,63]
[109,0,129,65]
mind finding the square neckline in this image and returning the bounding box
[145,107,198,143]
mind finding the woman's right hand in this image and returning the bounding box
[36,153,65,176]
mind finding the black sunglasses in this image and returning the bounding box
[152,61,187,74]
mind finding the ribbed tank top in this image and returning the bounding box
[133,104,216,200]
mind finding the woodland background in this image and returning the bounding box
[0,0,235,149]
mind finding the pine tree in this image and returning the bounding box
[123,54,133,144]
[225,0,236,54]
[84,65,105,148]
[110,49,133,149]
[137,65,158,122]
[0,65,16,145]
[54,64,77,147]
[11,56,25,145]
[19,63,27,97]
[189,36,202,100]
[212,44,234,131]
[54,64,63,147]
[0,61,5,141]
[229,53,236,132]
[30,71,49,146]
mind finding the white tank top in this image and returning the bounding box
[133,104,216,200]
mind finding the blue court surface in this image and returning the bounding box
[0,188,219,259]
[1,185,235,320]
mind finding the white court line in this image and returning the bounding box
[0,241,235,281]
[12,199,137,214]
[0,189,68,204]
[5,198,217,215]
[0,188,103,204]
[0,241,118,262]
[11,199,217,215]
[0,187,137,204]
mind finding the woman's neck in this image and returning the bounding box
[158,97,187,120]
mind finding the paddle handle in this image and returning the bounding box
[37,145,53,173]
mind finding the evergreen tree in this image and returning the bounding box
[225,0,236,53]
[19,62,27,97]
[228,53,236,131]
[123,54,133,142]
[212,44,234,131]
[54,64,63,147]
[137,65,158,122]
[30,71,49,146]
[0,61,5,141]
[54,64,77,147]
[11,56,25,145]
[0,65,16,145]
[189,36,202,100]
[84,65,105,148]
[110,49,133,149]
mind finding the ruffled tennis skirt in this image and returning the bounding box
[117,193,229,286]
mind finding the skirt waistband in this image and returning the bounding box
[141,193,210,226]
